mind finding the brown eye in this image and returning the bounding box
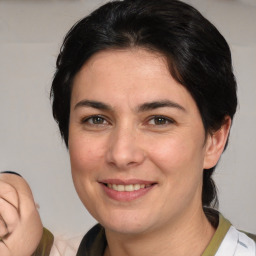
[154,117,168,125]
[82,115,109,125]
[148,116,174,126]
[90,116,105,124]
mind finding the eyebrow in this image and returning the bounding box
[74,100,112,111]
[74,99,186,112]
[137,100,186,112]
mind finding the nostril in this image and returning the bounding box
[127,161,138,166]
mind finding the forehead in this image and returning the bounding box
[76,48,170,85]
[71,48,197,112]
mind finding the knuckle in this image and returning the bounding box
[0,182,18,209]
[0,198,19,234]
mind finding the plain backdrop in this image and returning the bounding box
[0,0,255,236]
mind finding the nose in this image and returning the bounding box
[106,126,146,170]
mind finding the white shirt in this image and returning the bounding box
[216,226,256,256]
[49,226,256,256]
[50,235,82,256]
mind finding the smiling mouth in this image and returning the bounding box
[105,183,152,192]
[100,181,156,201]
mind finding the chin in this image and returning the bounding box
[104,221,149,235]
[96,209,157,235]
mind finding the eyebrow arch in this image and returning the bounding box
[74,100,112,111]
[74,99,185,112]
[138,100,186,112]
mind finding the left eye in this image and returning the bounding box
[147,116,174,125]
[89,116,106,124]
[82,115,109,125]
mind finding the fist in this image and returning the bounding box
[0,173,43,256]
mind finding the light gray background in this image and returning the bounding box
[0,0,255,236]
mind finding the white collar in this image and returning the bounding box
[216,226,256,256]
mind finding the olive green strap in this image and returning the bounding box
[32,227,54,256]
[202,214,232,256]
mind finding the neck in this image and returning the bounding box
[104,207,216,256]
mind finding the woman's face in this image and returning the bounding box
[69,48,215,235]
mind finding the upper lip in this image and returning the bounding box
[99,179,156,185]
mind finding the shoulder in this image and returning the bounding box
[242,231,256,243]
[32,227,83,256]
[34,225,105,256]
[49,235,83,256]
[203,209,256,256]
[231,228,256,255]
[76,224,107,256]
[215,219,256,256]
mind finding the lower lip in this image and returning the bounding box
[100,183,155,202]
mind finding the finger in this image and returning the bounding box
[0,173,43,256]
[0,174,33,203]
[0,216,8,237]
[0,198,19,235]
[3,194,43,256]
[0,180,19,210]
[0,243,12,256]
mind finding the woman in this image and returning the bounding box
[0,0,255,255]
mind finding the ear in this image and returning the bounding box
[203,116,232,169]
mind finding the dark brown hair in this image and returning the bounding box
[51,0,237,207]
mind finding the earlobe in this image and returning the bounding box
[203,116,232,169]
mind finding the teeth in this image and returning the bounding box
[134,184,141,190]
[125,184,133,192]
[107,184,150,192]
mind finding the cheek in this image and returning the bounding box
[148,132,206,191]
[69,135,106,178]
[68,136,106,211]
[150,137,205,203]
[149,136,199,168]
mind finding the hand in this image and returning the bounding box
[0,172,43,256]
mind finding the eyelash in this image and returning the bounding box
[81,115,175,127]
[147,115,175,126]
[81,115,110,126]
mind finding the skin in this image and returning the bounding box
[0,173,43,256]
[69,48,231,256]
